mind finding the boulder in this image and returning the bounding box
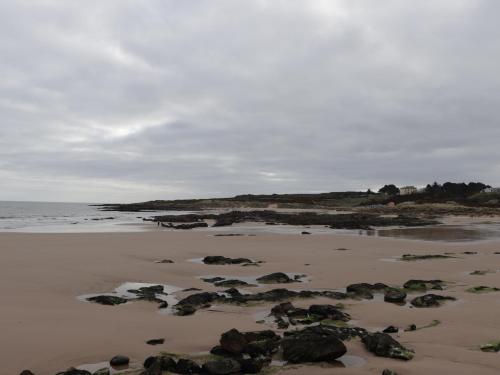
[382,326,399,334]
[146,338,165,345]
[281,328,347,363]
[202,358,241,374]
[220,329,247,354]
[384,288,407,304]
[403,279,444,291]
[308,304,351,321]
[19,371,35,375]
[256,272,294,284]
[203,256,252,265]
[361,332,414,360]
[175,358,202,374]
[86,295,128,305]
[410,294,456,308]
[109,355,129,367]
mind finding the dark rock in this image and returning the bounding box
[203,256,253,265]
[384,288,407,304]
[410,294,456,308]
[382,370,398,375]
[146,338,165,345]
[158,301,168,309]
[175,358,202,374]
[301,231,311,235]
[270,302,296,316]
[405,324,417,331]
[143,356,177,372]
[110,355,129,367]
[175,304,197,316]
[400,254,453,261]
[383,326,399,333]
[362,332,414,360]
[86,295,128,305]
[19,371,35,375]
[157,259,174,263]
[202,358,241,374]
[55,368,91,375]
[281,327,347,363]
[171,222,208,230]
[283,324,367,341]
[237,357,265,373]
[220,328,247,354]
[256,272,294,284]
[308,304,350,321]
[202,277,226,283]
[403,279,444,291]
[214,279,256,288]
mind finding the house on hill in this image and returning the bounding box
[399,186,417,195]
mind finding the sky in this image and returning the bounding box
[1,0,500,203]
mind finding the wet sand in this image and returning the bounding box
[1,230,500,374]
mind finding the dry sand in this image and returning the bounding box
[1,229,500,374]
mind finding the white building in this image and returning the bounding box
[399,186,417,195]
[482,187,500,193]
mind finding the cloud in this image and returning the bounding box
[1,0,499,202]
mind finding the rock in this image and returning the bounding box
[384,288,407,304]
[110,355,129,367]
[220,328,247,354]
[203,256,252,265]
[308,304,351,321]
[256,272,294,284]
[86,295,128,305]
[400,254,453,261]
[480,341,500,352]
[383,326,399,333]
[405,324,417,331]
[156,259,174,263]
[346,283,377,299]
[56,368,91,375]
[202,277,226,283]
[362,332,414,360]
[19,371,35,375]
[175,304,197,316]
[158,301,168,309]
[146,338,165,345]
[175,292,220,309]
[281,327,347,363]
[202,358,241,374]
[301,231,311,235]
[214,279,256,288]
[143,356,176,372]
[92,369,109,375]
[382,370,398,375]
[238,357,265,374]
[175,358,202,374]
[403,279,444,291]
[171,222,208,229]
[410,294,456,307]
[467,285,500,294]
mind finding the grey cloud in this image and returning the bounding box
[1,0,500,202]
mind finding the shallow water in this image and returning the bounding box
[78,282,184,314]
[375,224,500,242]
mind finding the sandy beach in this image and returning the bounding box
[1,229,500,374]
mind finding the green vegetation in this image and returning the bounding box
[467,286,500,294]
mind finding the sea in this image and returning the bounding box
[2,200,500,242]
[0,201,190,233]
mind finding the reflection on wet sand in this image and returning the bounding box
[376,225,500,242]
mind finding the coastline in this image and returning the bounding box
[2,230,500,374]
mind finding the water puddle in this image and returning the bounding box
[78,282,184,314]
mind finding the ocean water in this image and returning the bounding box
[0,201,192,233]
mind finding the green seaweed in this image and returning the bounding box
[467,286,500,294]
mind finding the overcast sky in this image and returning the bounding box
[1,0,499,202]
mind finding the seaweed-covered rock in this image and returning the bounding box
[55,368,91,375]
[203,256,252,265]
[382,370,398,375]
[281,327,347,363]
[202,358,241,374]
[410,294,456,307]
[308,304,350,321]
[362,332,414,360]
[384,288,407,304]
[218,329,280,357]
[383,326,399,333]
[346,282,388,299]
[403,279,444,291]
[467,286,500,294]
[86,295,128,305]
[256,272,294,284]
[175,358,202,374]
[146,338,165,345]
[19,371,35,375]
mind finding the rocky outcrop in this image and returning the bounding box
[410,294,456,307]
[281,326,347,363]
[362,332,414,360]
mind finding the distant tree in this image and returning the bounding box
[378,184,400,196]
